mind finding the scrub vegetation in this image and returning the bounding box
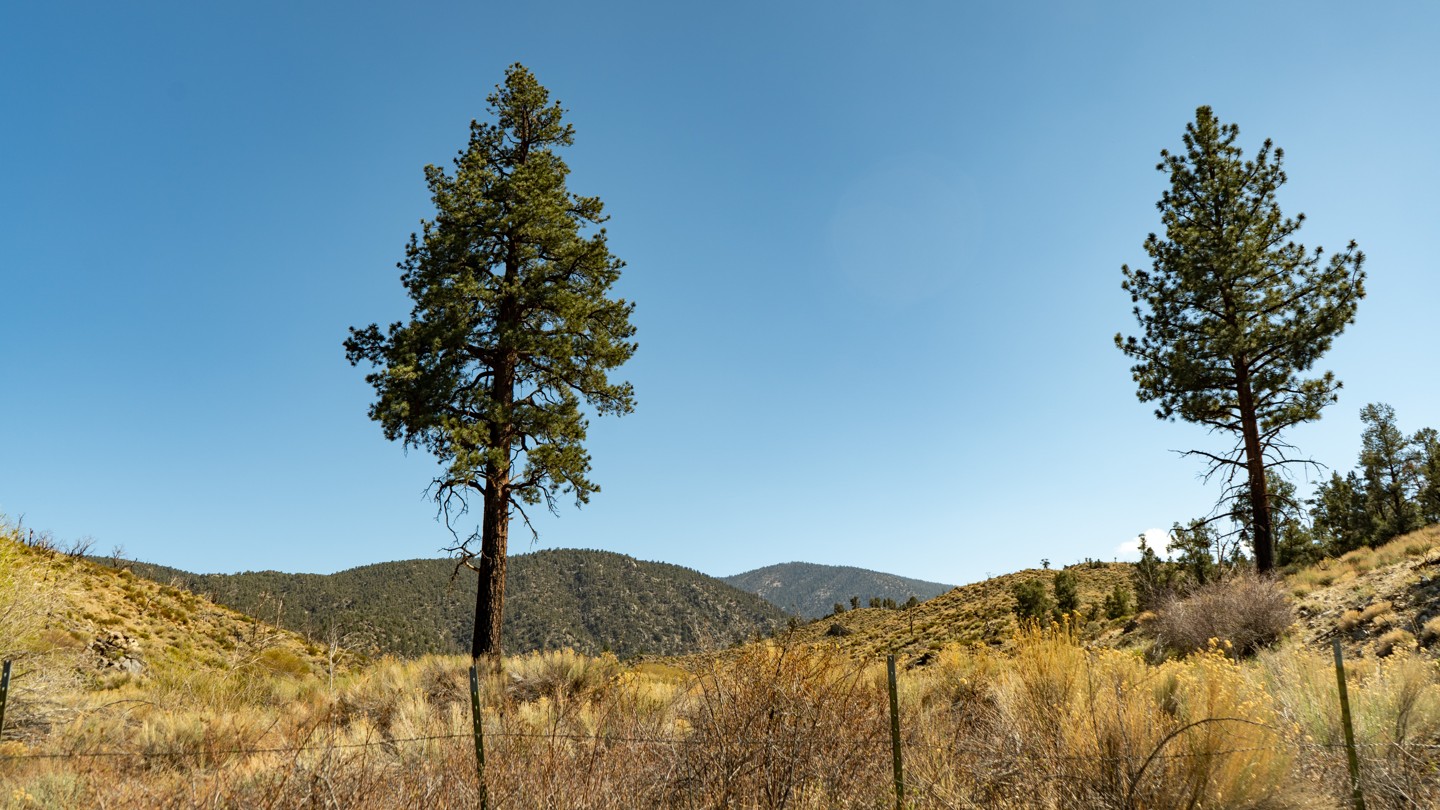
[5,521,1440,809]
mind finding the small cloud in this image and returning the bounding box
[1114,527,1173,560]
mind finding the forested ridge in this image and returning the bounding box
[118,548,788,658]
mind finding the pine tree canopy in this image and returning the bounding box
[347,64,635,517]
[344,64,635,657]
[1115,106,1365,573]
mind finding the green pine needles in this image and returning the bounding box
[346,64,636,659]
[1116,106,1365,574]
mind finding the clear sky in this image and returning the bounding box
[2,1,1436,585]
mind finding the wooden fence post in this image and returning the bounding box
[0,660,11,742]
[469,664,490,810]
[887,654,905,810]
[1332,640,1366,810]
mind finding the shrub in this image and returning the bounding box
[673,643,887,808]
[504,648,619,703]
[1152,573,1293,657]
[1010,579,1052,622]
[1261,644,1440,808]
[1338,609,1364,632]
[911,623,1309,809]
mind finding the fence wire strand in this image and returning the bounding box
[3,726,1437,764]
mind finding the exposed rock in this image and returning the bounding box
[89,630,145,674]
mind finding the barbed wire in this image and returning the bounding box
[2,726,1437,763]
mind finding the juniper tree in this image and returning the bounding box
[1116,106,1365,574]
[345,64,636,660]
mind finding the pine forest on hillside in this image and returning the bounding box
[117,549,788,659]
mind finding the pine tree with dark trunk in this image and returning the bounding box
[1116,106,1365,575]
[345,64,636,661]
[1358,403,1422,545]
[1414,427,1440,526]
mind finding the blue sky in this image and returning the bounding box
[2,1,1436,585]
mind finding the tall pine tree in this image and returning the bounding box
[1311,471,1372,555]
[1116,107,1365,574]
[1358,403,1422,544]
[346,64,637,660]
[1414,427,1440,526]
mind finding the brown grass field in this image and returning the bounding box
[3,523,1440,809]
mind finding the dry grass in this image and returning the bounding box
[1260,643,1440,808]
[1360,601,1395,624]
[1421,617,1440,647]
[904,623,1312,809]
[1373,629,1415,658]
[6,523,1440,808]
[8,619,1438,808]
[1289,524,1440,598]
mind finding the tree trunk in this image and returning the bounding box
[471,473,509,662]
[471,246,519,663]
[1235,363,1275,574]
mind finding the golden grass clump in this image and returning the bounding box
[903,623,1307,809]
[671,642,889,808]
[1374,629,1415,658]
[502,647,621,703]
[1420,616,1440,646]
[1359,600,1395,624]
[1338,609,1364,632]
[1260,642,1440,808]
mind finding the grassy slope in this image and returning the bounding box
[671,523,1440,674]
[1286,522,1440,657]
[747,562,1136,666]
[766,526,1440,668]
[6,522,1440,808]
[2,533,334,690]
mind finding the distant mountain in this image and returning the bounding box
[722,562,953,619]
[120,549,788,659]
